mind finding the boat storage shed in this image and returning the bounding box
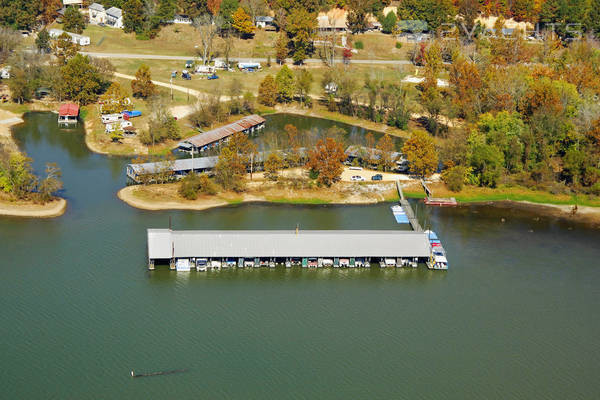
[179,115,266,152]
[147,229,431,261]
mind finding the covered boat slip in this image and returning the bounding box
[147,229,431,270]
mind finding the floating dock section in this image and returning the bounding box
[147,229,431,270]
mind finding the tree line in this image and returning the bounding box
[422,34,600,196]
[0,150,63,204]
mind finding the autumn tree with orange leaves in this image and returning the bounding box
[207,0,222,16]
[307,137,346,186]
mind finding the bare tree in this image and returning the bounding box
[318,16,337,67]
[220,30,234,66]
[0,27,21,64]
[193,15,224,65]
[241,0,266,24]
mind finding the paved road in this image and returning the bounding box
[82,52,412,65]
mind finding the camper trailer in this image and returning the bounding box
[214,60,232,71]
[101,113,123,124]
[237,62,261,71]
[194,65,215,75]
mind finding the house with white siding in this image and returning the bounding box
[88,3,107,25]
[105,7,124,28]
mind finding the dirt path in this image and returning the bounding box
[114,72,203,98]
[0,110,24,152]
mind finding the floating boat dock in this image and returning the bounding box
[147,229,431,270]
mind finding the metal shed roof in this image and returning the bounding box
[184,115,265,148]
[147,229,431,259]
[106,7,122,18]
[128,156,219,175]
[89,2,105,11]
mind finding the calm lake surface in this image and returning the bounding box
[1,112,599,399]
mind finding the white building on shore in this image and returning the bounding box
[48,28,90,46]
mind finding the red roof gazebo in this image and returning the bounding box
[58,103,79,124]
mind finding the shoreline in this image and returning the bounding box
[0,107,69,219]
[0,198,67,218]
[118,182,600,227]
[117,181,398,211]
[0,109,25,152]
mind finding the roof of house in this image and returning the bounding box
[183,115,266,149]
[147,229,430,259]
[256,16,274,22]
[128,156,219,175]
[89,2,105,12]
[127,150,275,176]
[58,103,79,116]
[317,12,347,29]
[106,7,122,18]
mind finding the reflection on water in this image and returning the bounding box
[149,266,449,284]
[2,112,599,400]
[195,112,404,157]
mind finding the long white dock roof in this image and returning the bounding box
[147,229,431,259]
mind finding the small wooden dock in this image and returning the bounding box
[395,181,423,232]
[421,180,457,206]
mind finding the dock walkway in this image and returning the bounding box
[396,181,423,232]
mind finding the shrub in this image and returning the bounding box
[442,165,467,192]
[590,182,600,196]
[178,173,218,199]
[354,41,364,50]
[395,42,402,49]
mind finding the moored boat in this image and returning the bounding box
[424,230,449,270]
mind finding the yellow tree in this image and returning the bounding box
[232,7,255,38]
[376,134,395,172]
[131,64,156,98]
[402,131,438,177]
[99,82,130,114]
[264,152,284,181]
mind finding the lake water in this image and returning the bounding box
[1,113,599,399]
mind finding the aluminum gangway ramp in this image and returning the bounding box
[395,181,423,232]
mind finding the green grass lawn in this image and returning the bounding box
[53,20,410,62]
[111,59,412,98]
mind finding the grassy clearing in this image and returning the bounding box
[60,23,280,58]
[348,32,412,60]
[111,59,412,100]
[403,182,600,208]
[59,21,407,61]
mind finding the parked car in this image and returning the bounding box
[351,175,365,182]
[371,174,383,181]
[207,73,219,80]
[171,71,178,78]
[182,70,192,80]
[349,166,363,170]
